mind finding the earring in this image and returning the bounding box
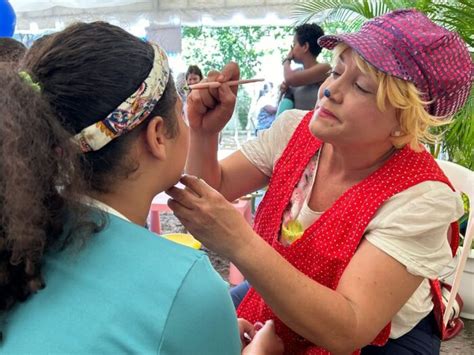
[323,88,331,98]
[392,131,401,137]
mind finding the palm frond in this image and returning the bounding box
[292,0,367,23]
[323,8,367,31]
[443,87,474,169]
[429,1,474,47]
[371,0,393,17]
[292,0,354,15]
[293,0,396,26]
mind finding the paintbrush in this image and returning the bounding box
[188,78,264,90]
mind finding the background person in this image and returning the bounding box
[247,82,278,134]
[277,23,331,115]
[186,64,204,86]
[255,82,278,133]
[175,71,188,103]
[0,37,26,63]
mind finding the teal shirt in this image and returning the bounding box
[276,97,295,117]
[3,213,240,354]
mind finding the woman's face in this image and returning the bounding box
[309,48,398,150]
[186,73,201,86]
[166,98,189,184]
[292,35,306,63]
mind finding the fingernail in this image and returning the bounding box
[217,74,224,81]
[254,321,264,331]
[243,332,252,342]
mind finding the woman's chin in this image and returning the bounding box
[309,120,329,140]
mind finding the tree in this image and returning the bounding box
[182,26,291,129]
[183,26,291,80]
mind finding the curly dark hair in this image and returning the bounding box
[294,23,325,58]
[0,38,27,63]
[0,22,178,338]
[186,65,203,81]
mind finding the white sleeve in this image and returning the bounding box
[240,109,308,176]
[365,181,464,279]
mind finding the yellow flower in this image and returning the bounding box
[282,219,304,244]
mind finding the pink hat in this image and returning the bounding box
[318,9,473,118]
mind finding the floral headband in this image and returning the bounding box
[72,43,170,152]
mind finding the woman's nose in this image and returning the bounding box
[321,81,343,103]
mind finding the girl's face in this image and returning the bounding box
[309,48,399,150]
[186,73,201,86]
[168,98,189,182]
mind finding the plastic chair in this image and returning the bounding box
[436,159,474,324]
[149,192,172,234]
[228,262,245,285]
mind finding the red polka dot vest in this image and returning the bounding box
[237,111,459,354]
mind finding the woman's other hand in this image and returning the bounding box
[242,320,284,355]
[186,62,240,135]
[166,175,255,258]
[238,318,257,348]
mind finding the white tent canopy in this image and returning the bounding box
[11,0,301,32]
[12,0,141,12]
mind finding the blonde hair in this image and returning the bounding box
[332,44,449,151]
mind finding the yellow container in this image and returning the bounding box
[161,233,202,250]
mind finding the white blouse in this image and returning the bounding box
[241,110,464,338]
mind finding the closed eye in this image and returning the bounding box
[331,70,373,94]
[355,83,372,94]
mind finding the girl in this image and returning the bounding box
[0,22,281,354]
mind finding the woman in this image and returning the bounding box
[277,23,331,115]
[0,22,282,354]
[167,10,471,354]
[186,64,204,86]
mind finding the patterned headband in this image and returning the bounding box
[72,43,170,152]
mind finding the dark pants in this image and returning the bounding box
[230,281,440,354]
[361,312,440,355]
[230,280,250,309]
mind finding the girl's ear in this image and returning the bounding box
[145,116,167,160]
